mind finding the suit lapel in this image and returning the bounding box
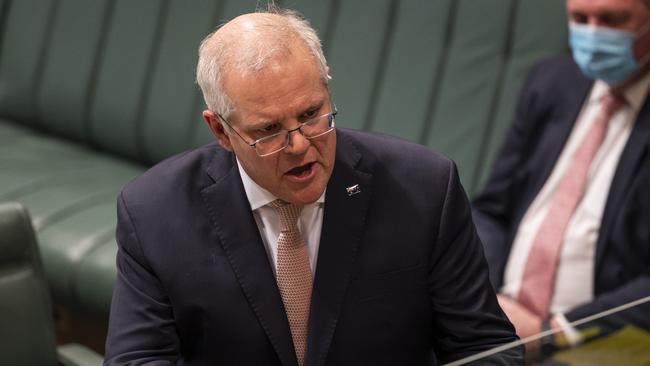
[306,131,373,366]
[200,155,297,366]
[527,77,593,208]
[596,97,650,269]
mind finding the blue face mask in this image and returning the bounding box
[569,23,647,86]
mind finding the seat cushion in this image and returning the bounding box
[0,121,144,315]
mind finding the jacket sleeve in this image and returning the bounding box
[428,160,524,365]
[103,192,179,366]
[565,273,650,335]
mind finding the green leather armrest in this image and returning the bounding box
[57,343,104,366]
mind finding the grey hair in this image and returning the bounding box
[196,7,329,119]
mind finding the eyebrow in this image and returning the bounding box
[299,100,325,118]
[247,119,280,131]
[569,9,629,19]
[246,100,326,130]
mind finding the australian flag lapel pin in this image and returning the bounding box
[346,184,361,197]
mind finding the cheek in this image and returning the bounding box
[315,135,336,161]
[244,161,283,194]
[236,148,275,180]
[257,156,282,182]
[323,141,336,167]
[635,34,650,59]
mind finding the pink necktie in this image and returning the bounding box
[517,93,625,318]
[269,200,312,366]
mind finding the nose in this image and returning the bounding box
[587,17,602,27]
[586,16,609,28]
[284,128,310,155]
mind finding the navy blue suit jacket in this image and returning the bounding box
[105,128,521,365]
[473,55,650,332]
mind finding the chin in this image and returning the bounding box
[285,186,326,205]
[286,194,320,205]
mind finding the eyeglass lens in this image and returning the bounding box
[255,113,334,156]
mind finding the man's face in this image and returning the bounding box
[567,0,650,59]
[204,46,336,205]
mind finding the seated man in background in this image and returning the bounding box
[104,6,521,366]
[473,0,650,355]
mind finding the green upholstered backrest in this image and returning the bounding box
[0,0,57,128]
[0,202,58,366]
[321,0,568,193]
[0,0,568,194]
[478,0,570,187]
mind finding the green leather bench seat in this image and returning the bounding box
[0,123,143,313]
[0,0,568,320]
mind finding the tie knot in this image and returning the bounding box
[602,92,626,115]
[269,199,303,232]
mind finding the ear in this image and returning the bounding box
[326,66,332,80]
[203,110,233,151]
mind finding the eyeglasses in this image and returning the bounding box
[217,107,337,157]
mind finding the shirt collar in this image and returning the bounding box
[236,158,326,211]
[590,71,650,111]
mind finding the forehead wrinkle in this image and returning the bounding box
[226,55,325,118]
[232,91,329,133]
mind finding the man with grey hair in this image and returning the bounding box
[105,8,522,366]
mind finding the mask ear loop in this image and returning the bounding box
[635,20,650,66]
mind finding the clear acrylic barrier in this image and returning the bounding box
[444,295,650,366]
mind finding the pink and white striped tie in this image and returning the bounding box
[517,92,625,318]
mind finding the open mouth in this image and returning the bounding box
[286,162,314,177]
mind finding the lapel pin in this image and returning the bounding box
[346,184,361,196]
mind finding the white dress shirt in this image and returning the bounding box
[501,73,650,317]
[237,160,325,276]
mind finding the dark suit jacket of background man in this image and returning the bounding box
[105,128,522,365]
[473,55,650,333]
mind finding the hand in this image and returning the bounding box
[497,295,542,350]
